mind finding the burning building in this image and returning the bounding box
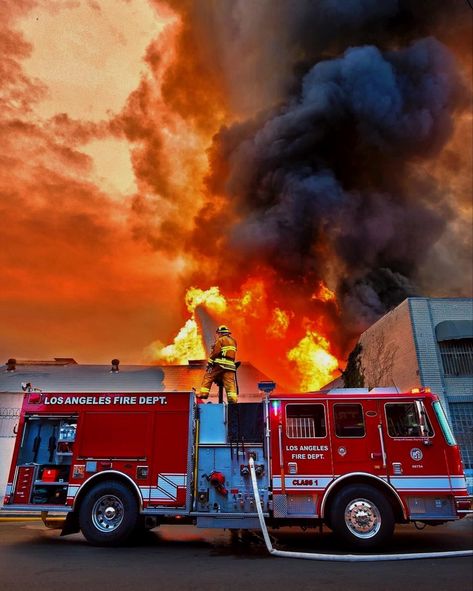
[133,1,472,393]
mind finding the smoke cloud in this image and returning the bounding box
[165,1,472,351]
[1,0,471,370]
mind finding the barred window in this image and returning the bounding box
[438,338,473,376]
[286,404,326,438]
[449,402,473,471]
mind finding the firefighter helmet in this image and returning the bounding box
[216,325,231,334]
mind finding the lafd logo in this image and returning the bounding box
[410,448,423,461]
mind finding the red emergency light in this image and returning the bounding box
[271,401,281,417]
[28,392,42,404]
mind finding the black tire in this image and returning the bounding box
[329,484,394,550]
[78,480,139,546]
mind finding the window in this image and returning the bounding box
[438,338,473,376]
[385,402,434,438]
[286,404,326,438]
[449,402,473,471]
[334,404,365,437]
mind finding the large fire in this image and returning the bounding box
[147,282,341,392]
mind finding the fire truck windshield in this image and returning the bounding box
[432,401,457,446]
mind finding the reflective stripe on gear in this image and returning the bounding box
[214,358,236,370]
[227,392,238,404]
[221,346,236,354]
[200,364,238,404]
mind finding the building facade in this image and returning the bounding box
[357,297,473,489]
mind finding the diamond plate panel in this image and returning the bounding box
[287,494,317,515]
[273,494,288,517]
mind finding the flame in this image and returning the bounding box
[266,308,291,339]
[147,279,341,391]
[312,281,336,303]
[147,318,205,364]
[146,286,227,364]
[185,286,227,314]
[287,330,339,391]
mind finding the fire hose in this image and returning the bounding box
[248,458,473,562]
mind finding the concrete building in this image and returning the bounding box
[356,297,473,489]
[0,357,275,502]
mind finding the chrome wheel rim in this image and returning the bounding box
[344,498,381,539]
[92,494,124,533]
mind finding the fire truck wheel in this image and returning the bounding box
[78,480,139,546]
[330,484,394,550]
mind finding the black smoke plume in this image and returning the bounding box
[183,1,471,340]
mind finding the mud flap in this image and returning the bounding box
[60,511,80,536]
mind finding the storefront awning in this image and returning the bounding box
[435,320,473,342]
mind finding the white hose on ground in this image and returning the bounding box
[248,458,473,562]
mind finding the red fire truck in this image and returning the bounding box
[3,384,471,549]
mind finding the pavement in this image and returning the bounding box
[0,517,472,591]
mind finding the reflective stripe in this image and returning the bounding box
[67,485,80,498]
[215,358,236,367]
[150,474,187,502]
[221,346,236,353]
[390,476,467,491]
[200,387,210,393]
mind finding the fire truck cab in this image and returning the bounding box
[3,386,471,549]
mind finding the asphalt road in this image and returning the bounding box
[0,519,471,591]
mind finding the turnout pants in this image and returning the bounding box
[199,365,238,403]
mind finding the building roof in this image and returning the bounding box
[0,359,277,400]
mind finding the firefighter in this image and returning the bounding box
[198,325,238,403]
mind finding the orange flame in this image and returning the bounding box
[312,281,336,303]
[145,286,226,364]
[287,330,339,391]
[147,280,341,391]
[147,318,205,364]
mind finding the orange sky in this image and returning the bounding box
[0,1,471,376]
[0,1,185,363]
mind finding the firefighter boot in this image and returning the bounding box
[197,387,210,401]
[227,391,238,403]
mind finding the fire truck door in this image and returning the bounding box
[148,411,189,507]
[380,399,449,492]
[273,401,333,494]
[328,399,385,478]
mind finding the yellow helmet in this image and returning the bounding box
[216,325,231,334]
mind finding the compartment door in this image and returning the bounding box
[148,412,190,507]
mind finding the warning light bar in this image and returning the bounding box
[410,387,431,394]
